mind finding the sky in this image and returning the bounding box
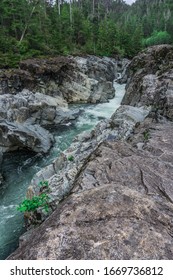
[64,0,136,6]
[125,0,136,4]
[65,0,136,4]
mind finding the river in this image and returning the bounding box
[0,82,125,259]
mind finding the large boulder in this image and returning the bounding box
[0,120,53,153]
[0,90,80,126]
[55,56,117,103]
[122,45,173,114]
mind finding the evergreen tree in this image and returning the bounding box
[0,0,173,67]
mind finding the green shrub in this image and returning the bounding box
[17,181,50,213]
[143,31,171,47]
[68,155,74,162]
[143,130,150,141]
[17,193,50,213]
[38,180,48,188]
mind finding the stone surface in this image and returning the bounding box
[122,45,173,113]
[0,55,122,155]
[24,105,149,214]
[0,90,80,126]
[58,56,116,103]
[8,120,173,259]
[0,56,118,104]
[0,120,53,153]
[0,151,3,185]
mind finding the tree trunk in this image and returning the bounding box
[70,0,72,24]
[57,0,61,16]
[19,4,37,45]
[93,0,95,16]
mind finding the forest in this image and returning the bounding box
[0,0,173,68]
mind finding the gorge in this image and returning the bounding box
[1,44,173,259]
[0,55,126,259]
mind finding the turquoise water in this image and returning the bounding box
[0,82,125,259]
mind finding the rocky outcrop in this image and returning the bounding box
[0,57,71,95]
[0,151,3,185]
[0,55,122,154]
[8,117,173,260]
[24,105,149,215]
[122,45,173,120]
[0,120,53,153]
[59,56,118,103]
[0,90,80,126]
[0,56,118,103]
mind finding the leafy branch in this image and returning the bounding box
[17,181,50,213]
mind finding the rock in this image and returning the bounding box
[59,56,116,103]
[8,120,173,259]
[122,45,173,108]
[0,55,123,104]
[0,55,124,158]
[0,69,35,95]
[0,56,118,103]
[0,120,53,153]
[115,58,130,83]
[0,90,68,125]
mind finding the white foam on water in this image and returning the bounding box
[76,82,125,128]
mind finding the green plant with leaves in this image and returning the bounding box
[68,155,74,162]
[38,180,48,187]
[143,130,150,141]
[17,193,50,213]
[143,31,171,47]
[17,181,50,213]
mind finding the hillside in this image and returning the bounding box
[0,0,173,67]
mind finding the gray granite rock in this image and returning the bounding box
[8,120,173,260]
[0,120,53,153]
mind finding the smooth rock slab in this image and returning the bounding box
[7,183,173,259]
[0,120,53,153]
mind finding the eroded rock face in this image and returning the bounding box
[0,120,53,153]
[0,56,118,103]
[0,90,80,126]
[8,120,173,260]
[0,152,3,185]
[0,55,121,154]
[47,56,117,104]
[122,45,173,121]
